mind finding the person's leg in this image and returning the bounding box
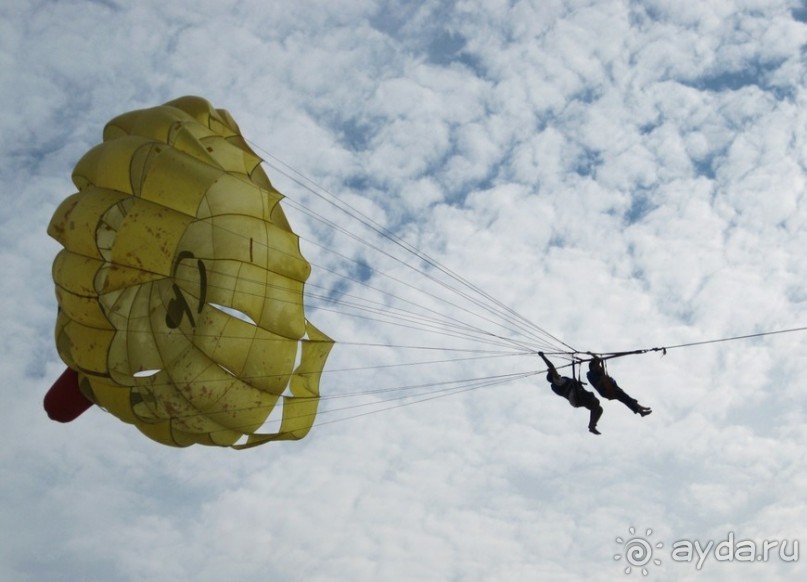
[613,388,641,413]
[580,392,603,434]
[588,403,603,434]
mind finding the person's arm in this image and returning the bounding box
[538,352,560,383]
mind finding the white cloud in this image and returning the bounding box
[1,0,806,580]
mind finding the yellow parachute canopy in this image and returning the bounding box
[47,96,333,448]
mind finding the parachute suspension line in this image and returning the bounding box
[304,266,561,355]
[308,341,514,354]
[288,370,542,431]
[310,302,537,350]
[278,194,562,354]
[165,262,541,352]
[311,351,533,376]
[284,230,550,352]
[317,369,537,402]
[178,368,543,437]
[248,142,573,354]
[258,152,515,324]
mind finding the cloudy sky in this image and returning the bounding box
[2,0,806,580]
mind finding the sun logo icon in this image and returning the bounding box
[614,526,663,575]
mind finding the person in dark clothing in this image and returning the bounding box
[539,352,603,435]
[586,356,651,417]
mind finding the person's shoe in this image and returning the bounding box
[639,408,652,417]
[589,426,601,435]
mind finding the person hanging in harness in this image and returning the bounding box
[586,355,651,417]
[539,352,603,435]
